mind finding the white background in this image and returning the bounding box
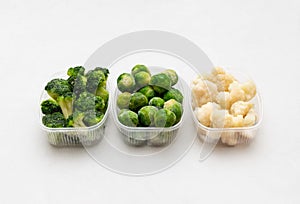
[1,0,300,203]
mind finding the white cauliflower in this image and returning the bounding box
[191,77,218,107]
[230,101,253,117]
[228,80,257,104]
[203,67,236,92]
[216,91,231,109]
[243,108,257,126]
[194,102,221,127]
[211,109,244,128]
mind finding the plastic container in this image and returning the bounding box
[112,66,185,147]
[190,71,263,146]
[39,72,110,147]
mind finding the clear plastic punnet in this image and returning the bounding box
[190,70,263,147]
[112,66,185,147]
[39,71,110,147]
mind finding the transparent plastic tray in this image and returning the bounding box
[39,72,110,147]
[112,66,184,147]
[190,70,263,146]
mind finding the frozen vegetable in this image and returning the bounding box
[138,85,155,100]
[45,78,72,100]
[203,67,235,92]
[42,112,66,128]
[162,69,178,86]
[96,86,109,104]
[57,92,73,119]
[149,73,171,94]
[117,92,131,109]
[154,109,176,127]
[117,73,136,93]
[149,97,165,109]
[163,99,183,124]
[83,110,104,127]
[134,71,151,89]
[41,99,62,115]
[138,106,158,127]
[86,69,106,94]
[118,109,139,127]
[128,92,148,112]
[131,64,150,76]
[163,88,183,104]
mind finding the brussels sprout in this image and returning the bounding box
[163,88,183,103]
[131,64,150,76]
[118,109,139,127]
[163,69,178,86]
[149,73,171,94]
[117,92,131,109]
[149,97,165,109]
[164,99,183,124]
[129,92,148,112]
[154,109,176,127]
[138,106,158,127]
[138,85,155,100]
[117,73,135,92]
[134,71,151,89]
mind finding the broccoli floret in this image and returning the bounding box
[83,110,104,126]
[73,92,96,112]
[86,69,106,94]
[56,92,73,119]
[73,111,86,127]
[66,115,74,127]
[95,96,106,112]
[42,112,66,128]
[73,75,87,97]
[41,99,62,114]
[67,66,85,77]
[45,78,72,100]
[96,86,109,103]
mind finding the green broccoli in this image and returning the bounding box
[57,92,73,119]
[73,92,96,112]
[95,96,106,112]
[96,86,109,103]
[66,115,74,127]
[83,110,104,126]
[41,99,62,115]
[45,78,72,100]
[86,69,106,94]
[67,66,85,77]
[42,112,66,128]
[94,67,109,88]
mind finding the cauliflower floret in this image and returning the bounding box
[194,102,221,127]
[191,77,218,107]
[240,80,256,101]
[243,108,257,126]
[216,91,231,109]
[211,109,244,128]
[230,101,253,117]
[228,80,257,104]
[203,67,236,92]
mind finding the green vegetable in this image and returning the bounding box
[129,92,148,112]
[73,92,96,112]
[94,67,109,88]
[149,73,171,94]
[73,75,87,97]
[86,69,106,94]
[163,69,178,86]
[131,64,150,76]
[45,78,72,100]
[138,106,158,127]
[67,66,85,77]
[83,110,104,126]
[117,73,136,93]
[66,115,74,127]
[154,109,176,127]
[57,92,73,119]
[163,88,183,103]
[138,86,155,100]
[134,71,151,89]
[96,86,109,104]
[164,99,183,124]
[41,99,62,115]
[73,111,86,127]
[118,109,139,127]
[149,97,165,109]
[117,92,131,109]
[42,112,66,128]
[95,96,106,112]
